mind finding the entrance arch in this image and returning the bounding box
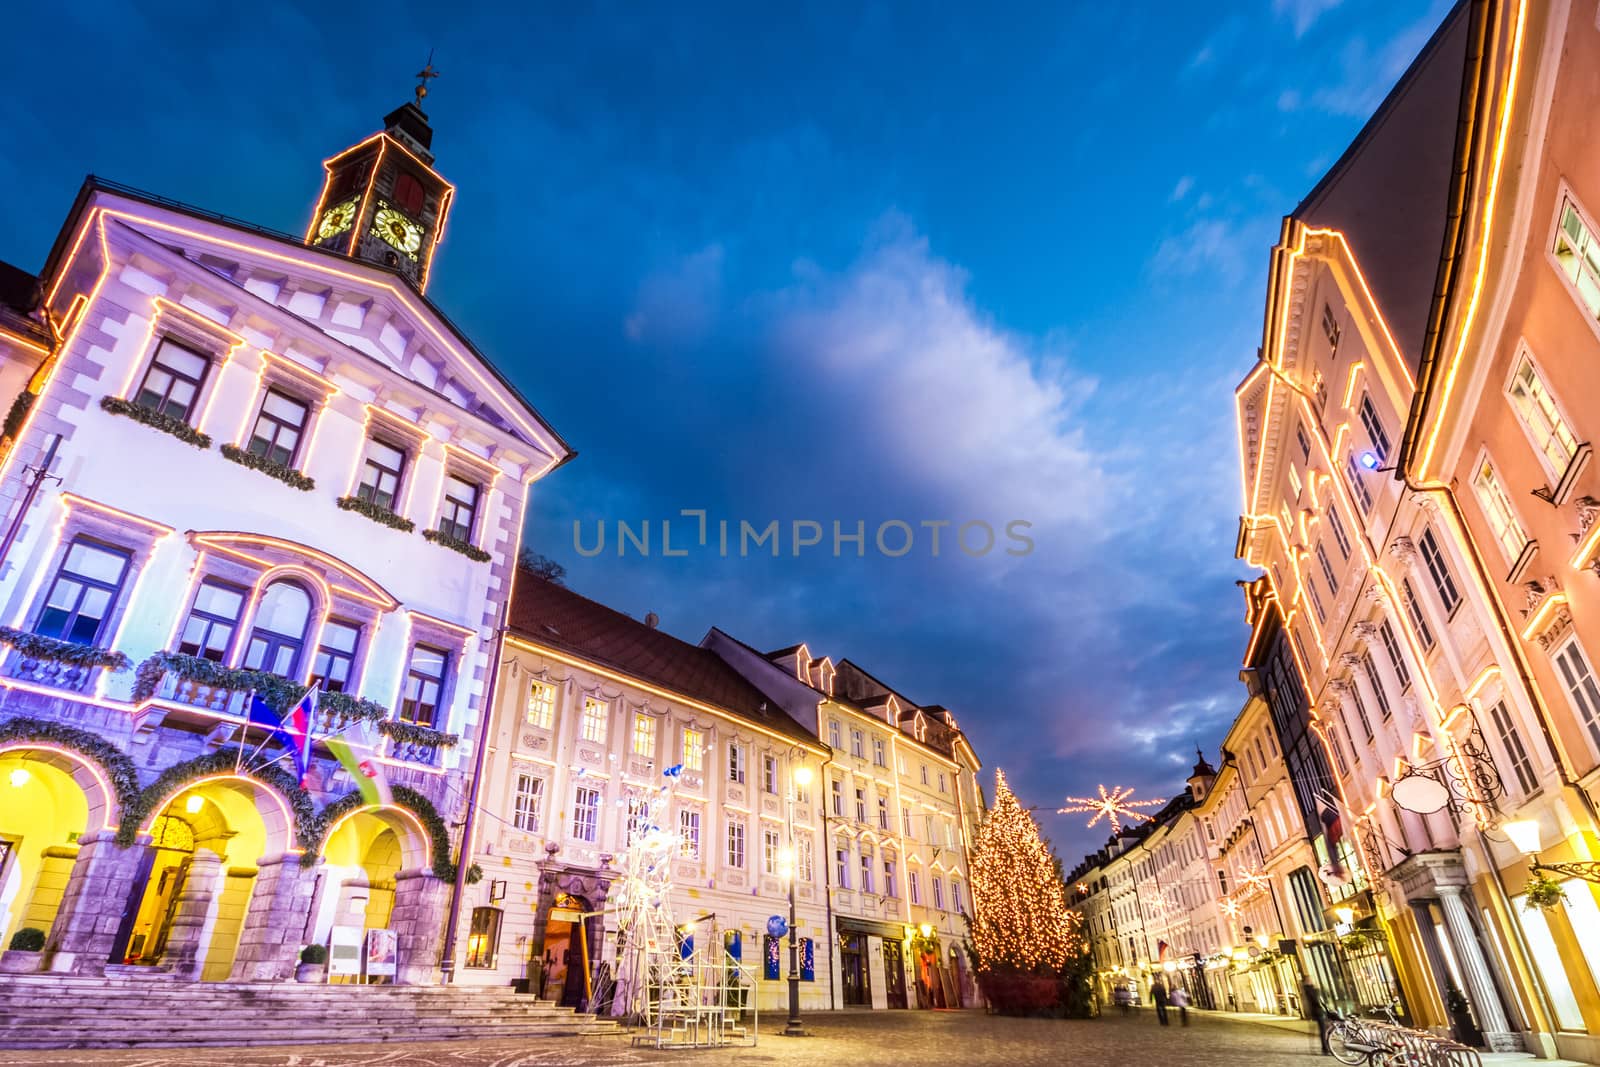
[0,748,98,952]
[120,775,293,980]
[311,805,439,984]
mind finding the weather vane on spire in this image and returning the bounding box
[414,50,440,106]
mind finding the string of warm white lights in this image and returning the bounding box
[970,771,1082,974]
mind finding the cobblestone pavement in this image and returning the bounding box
[0,1009,1329,1066]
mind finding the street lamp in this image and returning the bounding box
[784,762,815,1036]
[1505,818,1600,883]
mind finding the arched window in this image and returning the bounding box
[243,580,313,677]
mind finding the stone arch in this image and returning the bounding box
[0,742,119,836]
[135,773,296,858]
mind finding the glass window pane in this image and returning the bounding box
[65,542,129,585]
[253,582,312,637]
[157,340,207,378]
[1516,896,1586,1030]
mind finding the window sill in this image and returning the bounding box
[220,444,314,491]
[100,396,210,449]
[1507,539,1539,585]
[336,495,416,533]
[1532,443,1591,507]
[423,528,492,563]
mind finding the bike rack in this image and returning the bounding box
[1361,1021,1483,1066]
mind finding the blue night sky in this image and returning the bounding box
[1,0,1447,861]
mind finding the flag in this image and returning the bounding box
[1157,939,1170,961]
[1320,804,1348,878]
[282,685,318,786]
[326,717,392,806]
[247,695,297,761]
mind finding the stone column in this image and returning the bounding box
[1437,885,1520,1051]
[164,850,222,981]
[391,869,449,985]
[45,830,148,976]
[230,853,318,982]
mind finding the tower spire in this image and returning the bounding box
[414,51,440,108]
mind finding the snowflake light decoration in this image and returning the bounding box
[1059,784,1164,832]
[1220,897,1241,918]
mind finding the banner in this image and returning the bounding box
[801,937,815,981]
[365,927,398,980]
[764,934,781,980]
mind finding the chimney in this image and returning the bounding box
[644,612,659,629]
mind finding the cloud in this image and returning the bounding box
[1170,176,1195,202]
[1150,217,1255,283]
[1277,89,1301,112]
[1307,5,1450,117]
[623,244,726,347]
[1272,0,1343,38]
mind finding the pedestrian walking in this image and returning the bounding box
[1301,979,1331,1056]
[1113,983,1132,1015]
[1169,984,1190,1026]
[1150,976,1170,1026]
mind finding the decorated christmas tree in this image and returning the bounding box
[968,770,1090,1015]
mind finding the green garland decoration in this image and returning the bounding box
[306,784,456,880]
[219,444,315,491]
[422,528,492,563]
[377,719,460,749]
[0,626,130,672]
[132,653,389,722]
[0,715,142,814]
[336,495,415,533]
[118,748,316,849]
[99,396,211,449]
[2,390,34,442]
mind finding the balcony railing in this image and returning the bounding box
[0,627,131,695]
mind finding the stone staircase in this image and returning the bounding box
[0,975,626,1050]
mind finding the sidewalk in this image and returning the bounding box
[1196,1008,1594,1066]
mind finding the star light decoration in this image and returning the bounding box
[1059,784,1164,833]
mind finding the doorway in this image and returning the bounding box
[883,939,908,1008]
[123,814,195,964]
[841,933,870,1006]
[540,892,591,1008]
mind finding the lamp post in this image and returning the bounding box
[785,763,815,1036]
[1505,819,1600,883]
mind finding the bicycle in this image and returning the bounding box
[1326,1002,1402,1065]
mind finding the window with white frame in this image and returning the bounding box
[632,713,656,756]
[797,834,814,882]
[902,809,913,837]
[877,795,890,830]
[1507,351,1579,476]
[1553,196,1600,322]
[1359,394,1391,464]
[831,777,844,816]
[1378,620,1410,692]
[1297,424,1312,462]
[835,842,850,888]
[952,879,965,914]
[1553,638,1600,749]
[727,821,746,868]
[683,727,704,771]
[1360,652,1392,722]
[572,786,600,842]
[1346,456,1373,513]
[34,538,132,647]
[246,389,310,468]
[763,827,781,875]
[728,743,746,784]
[1488,699,1538,795]
[1471,455,1529,562]
[1402,579,1434,651]
[1322,303,1341,352]
[873,737,886,766]
[1418,529,1462,615]
[762,754,778,794]
[932,876,945,910]
[526,680,555,728]
[859,846,875,894]
[850,729,864,759]
[581,697,608,743]
[177,578,244,662]
[1327,508,1351,560]
[855,786,867,823]
[925,814,936,842]
[828,719,840,749]
[897,754,907,775]
[909,868,922,904]
[920,764,929,786]
[679,809,702,858]
[884,856,898,898]
[1316,542,1340,595]
[938,772,948,794]
[133,338,209,424]
[1307,578,1327,624]
[513,771,544,832]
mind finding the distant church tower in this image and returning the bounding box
[304,59,453,290]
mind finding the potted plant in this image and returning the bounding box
[1,927,46,973]
[295,943,328,983]
[1523,873,1566,911]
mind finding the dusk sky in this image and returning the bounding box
[1,0,1449,861]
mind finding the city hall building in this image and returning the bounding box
[0,93,570,984]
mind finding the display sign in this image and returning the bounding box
[801,937,815,981]
[764,934,781,980]
[328,926,362,977]
[365,928,398,980]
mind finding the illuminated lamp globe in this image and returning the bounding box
[1359,451,1380,470]
[1163,960,1177,973]
[1335,906,1355,925]
[1391,773,1450,815]
[185,794,205,814]
[1503,819,1543,856]
[793,765,813,787]
[919,923,933,938]
[8,767,29,788]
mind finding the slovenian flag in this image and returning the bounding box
[282,685,318,787]
[248,695,297,762]
[325,716,392,806]
[1320,804,1348,879]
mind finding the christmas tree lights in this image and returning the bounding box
[970,770,1083,976]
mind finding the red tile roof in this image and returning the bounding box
[508,571,818,746]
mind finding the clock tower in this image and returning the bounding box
[305,77,454,291]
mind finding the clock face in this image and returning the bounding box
[316,198,358,241]
[372,204,424,257]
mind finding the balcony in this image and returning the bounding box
[0,627,131,695]
[378,720,459,767]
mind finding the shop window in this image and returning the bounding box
[464,906,502,968]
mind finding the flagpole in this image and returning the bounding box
[439,592,511,985]
[236,689,255,772]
